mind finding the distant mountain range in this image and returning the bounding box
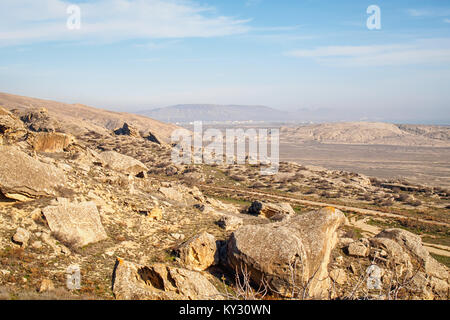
[137,104,449,125]
[138,104,291,123]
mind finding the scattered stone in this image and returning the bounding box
[174,232,218,271]
[347,241,369,257]
[171,233,184,240]
[194,204,205,212]
[339,237,354,247]
[12,228,31,247]
[330,268,347,285]
[148,207,162,221]
[217,215,243,231]
[32,241,43,249]
[39,279,55,293]
[159,187,184,202]
[335,256,344,265]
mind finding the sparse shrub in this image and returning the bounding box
[288,186,301,193]
[230,175,245,182]
[407,199,422,207]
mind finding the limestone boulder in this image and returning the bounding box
[0,146,66,200]
[97,151,148,175]
[12,228,31,247]
[347,241,369,257]
[39,279,55,293]
[0,107,27,143]
[174,232,218,271]
[112,259,222,300]
[227,207,346,298]
[375,228,448,280]
[217,215,243,231]
[158,187,184,202]
[31,132,75,153]
[248,201,295,220]
[369,237,411,266]
[42,198,107,248]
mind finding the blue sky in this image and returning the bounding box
[0,0,449,123]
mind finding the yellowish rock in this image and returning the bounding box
[39,279,55,293]
[148,207,162,221]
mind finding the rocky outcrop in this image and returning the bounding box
[144,132,162,145]
[114,123,140,137]
[0,107,27,144]
[42,198,108,248]
[174,232,218,271]
[0,146,66,200]
[19,107,60,132]
[31,132,75,153]
[112,259,222,300]
[374,229,449,281]
[248,201,295,220]
[328,228,450,299]
[97,151,148,175]
[227,207,346,298]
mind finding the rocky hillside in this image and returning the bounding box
[281,122,450,147]
[0,101,448,300]
[0,92,179,144]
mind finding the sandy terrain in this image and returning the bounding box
[280,142,450,187]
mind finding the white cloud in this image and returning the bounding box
[407,9,431,17]
[445,19,450,23]
[285,39,450,67]
[245,0,262,7]
[0,0,251,46]
[407,8,450,17]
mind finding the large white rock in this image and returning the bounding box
[42,198,108,247]
[227,207,346,298]
[97,151,148,175]
[0,146,66,201]
[112,259,222,300]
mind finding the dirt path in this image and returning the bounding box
[201,185,450,228]
[201,185,450,257]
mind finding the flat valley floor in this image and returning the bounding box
[280,142,450,188]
